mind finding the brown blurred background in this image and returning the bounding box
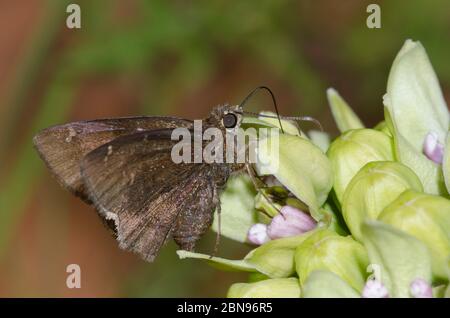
[0,0,449,297]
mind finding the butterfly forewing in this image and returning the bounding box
[32,117,193,202]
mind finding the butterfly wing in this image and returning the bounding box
[80,130,224,262]
[33,117,193,202]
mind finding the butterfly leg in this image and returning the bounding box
[210,185,221,258]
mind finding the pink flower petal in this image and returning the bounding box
[362,279,389,298]
[247,223,270,245]
[410,278,433,298]
[267,205,316,239]
[423,131,444,164]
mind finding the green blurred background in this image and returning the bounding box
[0,0,449,297]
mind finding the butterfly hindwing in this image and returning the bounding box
[80,130,224,262]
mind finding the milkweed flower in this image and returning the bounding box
[178,40,450,299]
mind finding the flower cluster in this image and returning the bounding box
[178,40,450,298]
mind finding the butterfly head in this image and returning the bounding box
[208,104,243,133]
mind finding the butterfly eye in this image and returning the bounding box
[222,113,238,129]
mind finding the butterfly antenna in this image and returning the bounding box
[239,86,284,134]
[244,112,323,132]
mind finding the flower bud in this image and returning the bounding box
[362,279,389,298]
[247,223,270,245]
[295,229,369,292]
[423,131,444,164]
[327,129,394,203]
[342,161,423,241]
[267,206,316,239]
[303,270,360,298]
[378,190,450,281]
[410,278,433,298]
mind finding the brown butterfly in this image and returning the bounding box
[33,85,295,262]
[33,103,249,262]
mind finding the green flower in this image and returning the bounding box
[383,40,449,195]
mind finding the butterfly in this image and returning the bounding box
[33,103,251,262]
[33,84,306,262]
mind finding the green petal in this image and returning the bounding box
[385,107,447,195]
[256,134,333,220]
[374,121,392,137]
[327,88,365,132]
[361,221,432,298]
[384,39,449,195]
[308,130,330,153]
[327,129,395,203]
[379,190,450,281]
[244,231,317,278]
[385,40,449,151]
[227,277,301,298]
[176,250,256,272]
[302,270,360,298]
[211,175,258,243]
[321,202,349,236]
[295,229,369,292]
[247,272,270,283]
[342,161,423,241]
[443,131,450,194]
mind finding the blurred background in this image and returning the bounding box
[0,0,449,297]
